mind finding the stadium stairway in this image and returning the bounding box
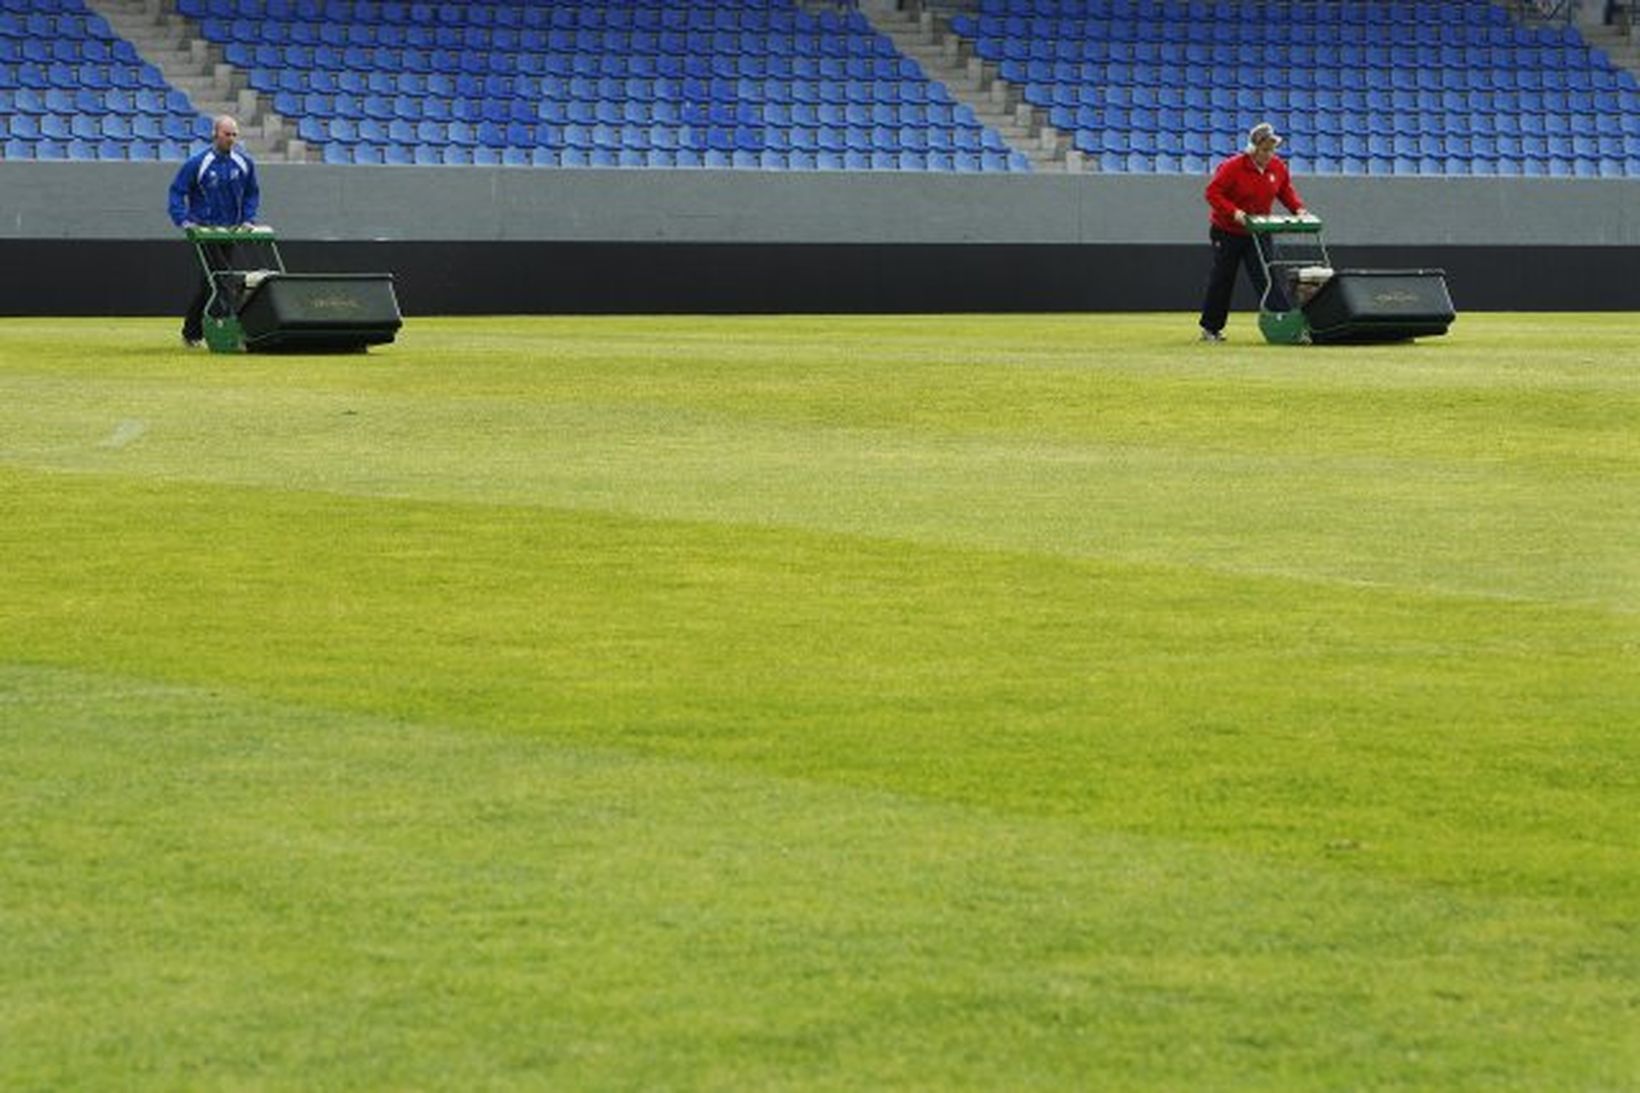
[1578,16,1640,82]
[85,0,304,161]
[877,2,1097,173]
[866,0,1075,171]
[1583,20,1640,61]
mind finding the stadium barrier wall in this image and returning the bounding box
[1,163,1636,313]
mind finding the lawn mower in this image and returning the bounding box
[1245,214,1456,345]
[186,225,402,353]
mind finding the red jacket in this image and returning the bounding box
[1205,152,1304,235]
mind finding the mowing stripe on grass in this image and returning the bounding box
[4,664,1636,1089]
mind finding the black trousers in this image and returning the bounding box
[1198,227,1289,333]
[182,242,236,340]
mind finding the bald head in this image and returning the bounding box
[212,115,240,155]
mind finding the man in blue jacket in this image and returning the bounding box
[168,115,260,347]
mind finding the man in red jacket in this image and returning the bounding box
[1198,122,1309,342]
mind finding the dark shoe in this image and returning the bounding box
[182,334,203,349]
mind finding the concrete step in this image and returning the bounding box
[138,46,199,64]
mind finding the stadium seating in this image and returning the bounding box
[178,0,1032,171]
[5,0,1637,176]
[0,1,210,161]
[949,0,1640,176]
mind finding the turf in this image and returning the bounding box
[2,314,1637,1088]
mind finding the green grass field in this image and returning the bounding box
[2,313,1637,1089]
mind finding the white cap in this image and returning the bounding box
[1247,122,1283,151]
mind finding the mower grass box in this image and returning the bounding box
[1303,269,1457,344]
[237,274,402,352]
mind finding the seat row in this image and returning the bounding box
[987,21,1516,49]
[252,64,938,96]
[230,47,919,82]
[315,144,1032,172]
[250,72,953,111]
[0,10,109,37]
[182,0,865,33]
[978,36,1601,67]
[263,81,957,116]
[203,21,896,57]
[1072,124,1640,158]
[3,128,1624,179]
[1005,61,1634,94]
[1056,106,1640,140]
[2,86,193,114]
[1084,150,1635,179]
[977,19,1581,51]
[1,112,207,142]
[2,137,198,161]
[962,17,1547,48]
[0,36,143,66]
[1,61,170,91]
[970,12,1525,35]
[295,116,1010,155]
[984,0,1506,23]
[1025,81,1634,114]
[277,93,983,131]
[281,114,1640,159]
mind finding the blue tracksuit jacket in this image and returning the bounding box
[168,146,260,227]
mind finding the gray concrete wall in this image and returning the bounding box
[3,161,1638,246]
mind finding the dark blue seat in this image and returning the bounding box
[129,114,163,141]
